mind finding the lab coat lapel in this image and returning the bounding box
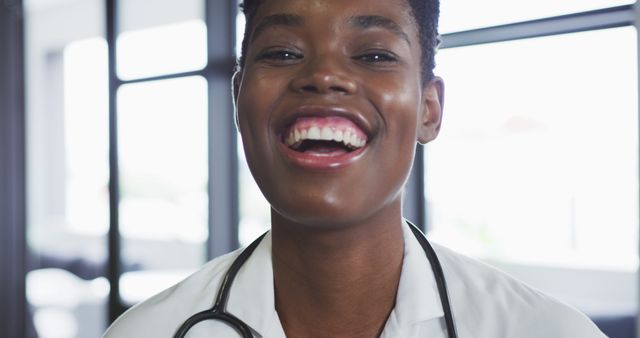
[226,231,282,337]
[222,223,444,337]
[392,221,445,327]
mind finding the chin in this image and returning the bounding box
[271,197,371,229]
[270,189,402,230]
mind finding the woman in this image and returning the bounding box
[104,0,606,337]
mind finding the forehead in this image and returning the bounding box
[249,0,418,39]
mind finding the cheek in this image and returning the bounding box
[383,85,422,158]
[237,75,279,143]
[237,81,271,180]
[377,81,422,145]
[236,71,294,198]
[358,83,422,206]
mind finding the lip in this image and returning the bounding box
[274,105,374,170]
[277,139,368,170]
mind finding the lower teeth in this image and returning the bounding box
[292,140,353,153]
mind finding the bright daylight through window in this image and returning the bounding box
[426,27,638,270]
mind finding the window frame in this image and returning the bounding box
[0,0,27,336]
[427,2,640,326]
[425,5,638,234]
[425,4,638,230]
[104,0,240,322]
[441,5,635,48]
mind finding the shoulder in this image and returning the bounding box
[431,243,606,338]
[102,249,242,337]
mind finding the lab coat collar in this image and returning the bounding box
[390,221,445,327]
[226,231,281,337]
[226,221,444,336]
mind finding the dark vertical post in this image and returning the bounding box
[0,0,27,337]
[635,3,640,338]
[404,146,427,232]
[106,0,124,324]
[206,0,240,258]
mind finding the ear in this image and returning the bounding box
[232,70,242,130]
[417,76,445,144]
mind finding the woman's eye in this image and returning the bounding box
[354,52,398,63]
[257,50,303,61]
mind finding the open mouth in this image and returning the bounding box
[283,116,368,156]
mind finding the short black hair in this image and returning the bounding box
[237,0,440,83]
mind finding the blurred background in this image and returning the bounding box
[0,0,639,337]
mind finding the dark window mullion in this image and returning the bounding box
[635,1,640,334]
[106,0,126,324]
[0,0,27,336]
[205,0,240,259]
[118,69,207,86]
[441,5,635,49]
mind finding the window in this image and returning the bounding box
[25,1,110,336]
[426,4,638,316]
[24,0,237,336]
[427,27,638,270]
[113,0,211,311]
[116,0,206,80]
[117,76,209,304]
[116,21,207,80]
[440,0,635,33]
[238,133,271,246]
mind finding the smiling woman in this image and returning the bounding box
[103,1,608,337]
[234,0,440,231]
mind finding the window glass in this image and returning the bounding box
[117,0,206,80]
[63,39,110,237]
[25,0,109,337]
[440,0,635,33]
[236,10,246,59]
[426,27,638,270]
[117,76,209,304]
[238,135,271,247]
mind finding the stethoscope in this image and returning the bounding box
[174,221,458,338]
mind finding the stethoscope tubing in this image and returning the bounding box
[174,232,266,338]
[407,221,458,338]
[174,222,458,338]
[174,309,253,338]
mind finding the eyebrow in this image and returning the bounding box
[349,15,411,45]
[251,14,304,42]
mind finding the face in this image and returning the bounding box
[235,0,443,228]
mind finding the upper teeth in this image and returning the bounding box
[286,125,367,149]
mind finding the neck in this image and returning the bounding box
[271,208,405,338]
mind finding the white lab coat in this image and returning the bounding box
[103,222,606,337]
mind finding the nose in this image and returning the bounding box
[289,56,357,95]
